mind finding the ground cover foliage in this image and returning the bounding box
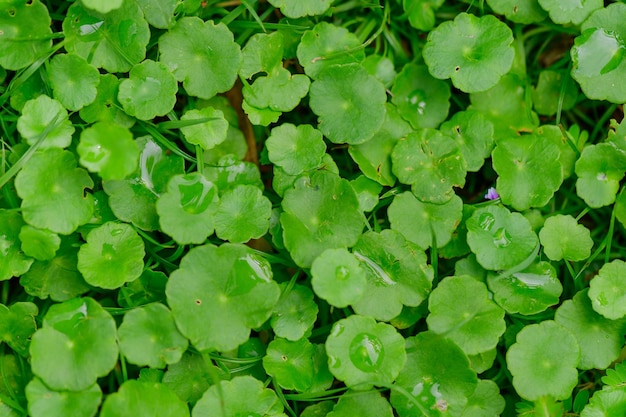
[1,0,626,416]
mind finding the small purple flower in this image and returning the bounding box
[484,187,499,200]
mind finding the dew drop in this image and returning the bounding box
[478,212,495,231]
[492,227,512,248]
[406,89,428,115]
[110,228,124,236]
[349,333,385,372]
[596,294,608,306]
[79,21,104,36]
[335,265,350,281]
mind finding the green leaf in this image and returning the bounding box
[214,184,272,243]
[309,63,386,145]
[243,68,311,114]
[156,173,219,245]
[48,53,100,111]
[100,380,189,417]
[538,0,602,25]
[136,0,177,29]
[427,275,506,355]
[62,1,150,72]
[193,376,287,417]
[461,379,506,417]
[581,389,626,417]
[17,95,74,149]
[492,133,564,211]
[77,121,140,181]
[440,110,495,172]
[118,303,188,369]
[80,0,122,13]
[588,260,626,320]
[267,0,333,18]
[362,54,397,87]
[118,59,177,120]
[159,17,242,99]
[203,154,264,195]
[388,191,463,250]
[0,0,52,70]
[466,205,538,271]
[555,290,626,370]
[77,222,145,290]
[391,63,451,129]
[489,260,562,315]
[391,128,467,203]
[539,214,593,261]
[575,143,626,208]
[327,390,394,417]
[0,302,38,357]
[423,13,515,93]
[349,103,411,187]
[532,70,578,116]
[0,210,33,281]
[162,352,225,405]
[296,22,364,79]
[311,248,367,308]
[19,225,60,262]
[403,0,445,31]
[280,171,364,268]
[326,314,406,390]
[602,361,626,387]
[180,107,229,150]
[350,176,382,212]
[485,0,547,23]
[25,378,102,417]
[30,297,118,391]
[15,148,94,235]
[351,230,434,321]
[166,243,280,352]
[266,123,326,175]
[391,332,478,416]
[270,283,319,341]
[507,321,580,401]
[79,74,134,126]
[240,31,284,79]
[103,137,185,230]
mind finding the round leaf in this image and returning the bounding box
[19,224,61,261]
[492,134,563,211]
[240,31,284,79]
[539,214,593,261]
[101,380,189,417]
[243,68,310,113]
[79,74,135,127]
[326,314,406,390]
[77,121,140,181]
[538,0,602,25]
[135,0,177,29]
[162,352,225,405]
[588,260,626,320]
[0,210,33,281]
[15,148,94,235]
[192,375,287,417]
[81,0,122,13]
[270,283,319,341]
[427,275,506,355]
[487,261,562,315]
[466,205,538,271]
[180,107,229,150]
[327,390,394,417]
[309,63,386,144]
[156,173,219,244]
[267,0,333,18]
[439,110,495,172]
[403,0,445,31]
[166,243,280,352]
[159,17,242,99]
[280,171,364,268]
[77,222,145,290]
[48,53,100,111]
[17,95,74,149]
[423,13,515,93]
[118,303,189,369]
[62,1,150,72]
[461,379,506,417]
[214,184,272,243]
[30,297,118,391]
[118,59,178,120]
[311,248,367,308]
[0,301,38,357]
[26,378,102,417]
[266,123,326,175]
[575,143,626,208]
[507,321,580,401]
[485,0,547,23]
[556,289,626,370]
[391,63,451,129]
[391,128,467,203]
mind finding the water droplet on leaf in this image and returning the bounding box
[335,265,350,280]
[478,212,495,231]
[349,333,385,372]
[492,227,512,248]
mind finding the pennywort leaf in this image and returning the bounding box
[538,0,602,25]
[0,301,38,357]
[48,53,100,112]
[100,380,189,417]
[118,59,177,120]
[311,248,367,309]
[575,142,626,208]
[539,214,593,261]
[486,0,548,24]
[180,107,229,150]
[214,184,272,243]
[25,377,102,417]
[588,260,626,320]
[266,123,326,175]
[0,210,33,281]
[268,0,334,18]
[17,95,74,149]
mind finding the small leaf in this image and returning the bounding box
[180,107,229,150]
[0,302,38,357]
[461,379,506,417]
[588,260,626,320]
[162,352,226,405]
[507,321,580,401]
[538,0,602,25]
[350,176,382,212]
[26,378,102,417]
[485,0,548,23]
[240,31,284,79]
[79,73,135,127]
[267,0,334,18]
[48,53,100,111]
[136,0,177,29]
[159,17,242,99]
[440,110,495,172]
[403,0,445,31]
[30,297,119,391]
[118,303,189,369]
[118,59,178,120]
[243,68,310,114]
[77,121,140,181]
[100,380,189,417]
[0,210,33,281]
[539,214,593,261]
[311,248,367,308]
[327,390,394,417]
[17,95,74,149]
[266,123,326,176]
[326,315,406,390]
[271,283,319,341]
[575,143,626,208]
[77,222,145,290]
[19,225,61,262]
[214,184,272,243]
[309,63,386,144]
[423,13,515,93]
